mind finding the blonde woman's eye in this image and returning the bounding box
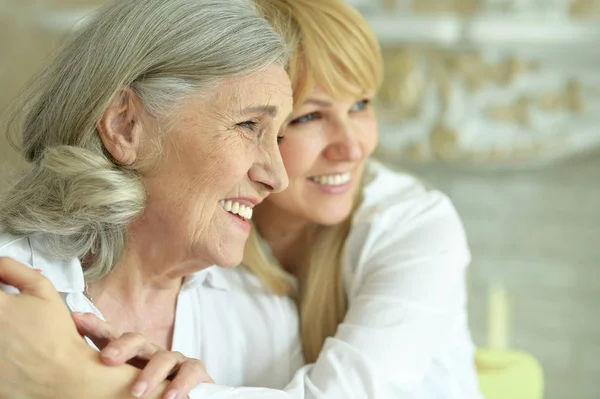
[289,112,319,125]
[350,99,371,112]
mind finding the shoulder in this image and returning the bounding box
[0,230,37,293]
[0,228,84,294]
[0,229,35,267]
[353,159,467,250]
[343,160,471,298]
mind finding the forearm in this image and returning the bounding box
[57,348,173,399]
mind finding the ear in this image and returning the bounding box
[97,87,145,165]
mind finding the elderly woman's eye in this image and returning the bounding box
[237,120,259,131]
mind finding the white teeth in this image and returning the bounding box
[310,172,351,186]
[219,200,253,220]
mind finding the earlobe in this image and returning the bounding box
[96,87,143,166]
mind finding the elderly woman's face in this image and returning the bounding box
[141,65,292,268]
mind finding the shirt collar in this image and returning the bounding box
[182,265,232,291]
[29,234,232,293]
[28,234,85,294]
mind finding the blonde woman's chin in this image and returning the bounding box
[309,201,355,226]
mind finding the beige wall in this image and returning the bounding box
[0,0,104,182]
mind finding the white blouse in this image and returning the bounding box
[0,159,482,399]
[0,233,304,391]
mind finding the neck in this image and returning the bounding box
[253,202,315,275]
[89,221,193,300]
[85,214,212,348]
[89,247,182,309]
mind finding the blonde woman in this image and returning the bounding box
[241,0,483,397]
[0,0,483,398]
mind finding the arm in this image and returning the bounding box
[89,193,482,399]
[1,193,480,399]
[0,257,181,399]
[279,193,482,398]
[68,355,177,399]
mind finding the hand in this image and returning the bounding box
[73,312,213,399]
[0,256,186,399]
[0,257,95,399]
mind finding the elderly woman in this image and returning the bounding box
[1,0,483,398]
[0,0,296,398]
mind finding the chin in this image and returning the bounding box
[312,205,353,226]
[214,255,243,268]
[210,224,252,267]
[210,245,245,268]
[314,194,355,225]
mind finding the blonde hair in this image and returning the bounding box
[247,0,383,363]
[0,0,289,282]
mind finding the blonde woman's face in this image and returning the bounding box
[140,64,293,268]
[265,86,377,226]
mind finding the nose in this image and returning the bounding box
[324,120,362,162]
[249,142,289,194]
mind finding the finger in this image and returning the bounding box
[0,257,56,299]
[71,312,121,351]
[101,332,160,367]
[162,360,213,399]
[129,351,186,398]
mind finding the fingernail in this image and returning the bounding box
[165,389,178,399]
[102,347,119,358]
[131,381,148,397]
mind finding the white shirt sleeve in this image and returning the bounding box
[188,191,482,399]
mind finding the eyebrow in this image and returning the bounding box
[242,105,278,117]
[303,91,373,108]
[303,98,333,107]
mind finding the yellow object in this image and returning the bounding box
[476,349,544,399]
[478,284,544,398]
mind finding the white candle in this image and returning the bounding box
[488,283,509,350]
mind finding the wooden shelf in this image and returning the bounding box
[366,14,462,46]
[41,7,600,50]
[368,13,600,50]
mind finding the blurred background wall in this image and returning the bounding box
[359,2,600,398]
[0,0,105,179]
[1,1,599,398]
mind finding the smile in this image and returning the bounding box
[219,200,253,220]
[308,172,352,186]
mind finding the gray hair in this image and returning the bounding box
[0,0,289,281]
